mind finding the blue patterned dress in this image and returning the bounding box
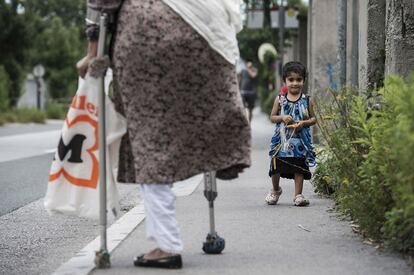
[268,94,316,179]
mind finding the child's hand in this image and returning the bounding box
[286,121,304,132]
[282,115,294,125]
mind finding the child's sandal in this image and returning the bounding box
[293,194,310,206]
[265,187,283,205]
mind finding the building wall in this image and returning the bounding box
[346,0,354,86]
[360,0,386,91]
[17,75,47,110]
[308,0,338,97]
[385,0,414,78]
[308,0,413,95]
[348,0,360,88]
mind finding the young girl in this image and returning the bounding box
[265,61,316,206]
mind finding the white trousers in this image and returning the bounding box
[140,184,184,253]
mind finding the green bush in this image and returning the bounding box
[262,89,278,116]
[14,108,46,124]
[312,75,414,256]
[379,76,414,255]
[46,101,68,119]
[0,112,18,124]
[0,66,10,112]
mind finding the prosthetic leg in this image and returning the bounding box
[202,171,225,254]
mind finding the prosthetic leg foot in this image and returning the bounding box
[202,171,225,254]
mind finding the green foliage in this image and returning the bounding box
[312,75,414,256]
[27,7,84,100]
[0,112,18,123]
[238,27,277,65]
[0,0,32,107]
[0,66,10,112]
[13,108,46,123]
[23,0,85,27]
[0,0,85,107]
[46,101,68,119]
[262,88,278,115]
[380,76,414,255]
[0,108,46,124]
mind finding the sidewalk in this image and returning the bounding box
[89,109,410,275]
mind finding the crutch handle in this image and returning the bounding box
[204,171,217,201]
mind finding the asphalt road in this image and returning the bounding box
[0,154,54,216]
[0,121,62,215]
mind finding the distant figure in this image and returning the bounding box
[265,61,316,207]
[239,59,258,122]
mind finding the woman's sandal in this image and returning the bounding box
[265,187,283,205]
[133,254,182,269]
[293,194,310,206]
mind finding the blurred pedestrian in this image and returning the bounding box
[265,61,316,207]
[239,59,258,122]
[77,0,251,269]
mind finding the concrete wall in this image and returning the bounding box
[346,0,360,88]
[385,0,414,78]
[308,0,338,96]
[346,0,354,86]
[17,75,47,110]
[358,0,386,91]
[298,15,308,68]
[308,0,413,94]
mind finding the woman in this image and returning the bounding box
[77,0,251,269]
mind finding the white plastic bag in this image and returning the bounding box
[44,72,127,219]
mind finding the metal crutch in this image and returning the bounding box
[202,171,225,254]
[94,13,111,269]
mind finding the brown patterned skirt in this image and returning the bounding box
[112,0,251,184]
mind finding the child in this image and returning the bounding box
[265,61,316,206]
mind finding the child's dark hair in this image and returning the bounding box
[282,61,307,81]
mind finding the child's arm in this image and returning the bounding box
[300,97,317,127]
[270,96,293,124]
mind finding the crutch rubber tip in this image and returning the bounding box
[95,249,111,268]
[202,233,225,254]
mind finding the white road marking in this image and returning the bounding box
[0,130,61,163]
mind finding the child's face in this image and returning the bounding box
[284,72,304,95]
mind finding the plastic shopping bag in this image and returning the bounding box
[44,72,127,219]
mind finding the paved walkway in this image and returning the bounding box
[71,109,411,274]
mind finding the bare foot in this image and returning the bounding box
[143,248,177,260]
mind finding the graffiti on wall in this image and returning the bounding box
[325,63,337,90]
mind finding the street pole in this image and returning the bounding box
[279,0,285,71]
[307,0,313,94]
[36,78,41,110]
[350,0,359,88]
[33,64,45,110]
[337,0,347,89]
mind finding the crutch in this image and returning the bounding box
[94,13,111,269]
[202,171,225,254]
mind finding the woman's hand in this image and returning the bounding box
[76,55,94,78]
[76,41,98,78]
